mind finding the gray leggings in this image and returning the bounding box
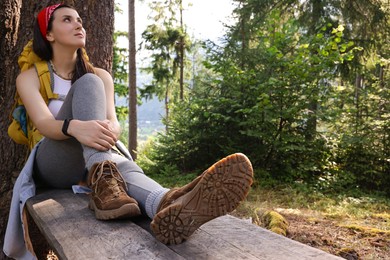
[35,73,166,213]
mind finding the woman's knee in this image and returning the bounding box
[73,73,105,95]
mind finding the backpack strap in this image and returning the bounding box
[18,40,41,72]
[34,60,59,103]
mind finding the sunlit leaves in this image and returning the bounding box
[137,0,390,192]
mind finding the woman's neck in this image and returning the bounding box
[50,52,77,80]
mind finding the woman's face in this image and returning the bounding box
[47,7,86,49]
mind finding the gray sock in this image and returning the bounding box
[145,188,170,219]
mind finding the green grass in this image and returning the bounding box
[146,170,198,188]
[146,169,390,227]
[243,182,390,221]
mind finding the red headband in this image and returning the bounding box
[37,3,62,40]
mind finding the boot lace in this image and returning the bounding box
[90,161,127,197]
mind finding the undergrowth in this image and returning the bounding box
[146,169,390,232]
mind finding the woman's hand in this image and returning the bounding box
[67,119,117,151]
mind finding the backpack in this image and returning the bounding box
[8,40,58,150]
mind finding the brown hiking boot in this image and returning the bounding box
[150,153,254,244]
[88,160,141,220]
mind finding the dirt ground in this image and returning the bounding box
[270,209,389,260]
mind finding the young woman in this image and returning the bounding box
[5,3,253,256]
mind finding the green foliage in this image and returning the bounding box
[140,0,192,104]
[326,49,390,192]
[142,11,357,180]
[112,5,130,144]
[136,136,199,187]
[118,119,129,147]
[137,1,390,194]
[113,30,129,121]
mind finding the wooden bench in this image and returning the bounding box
[26,190,342,259]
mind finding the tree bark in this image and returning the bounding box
[71,0,115,71]
[354,73,362,132]
[128,0,137,159]
[0,0,24,256]
[0,0,115,255]
[304,0,324,141]
[179,0,184,100]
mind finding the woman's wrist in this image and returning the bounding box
[62,118,73,137]
[112,120,121,140]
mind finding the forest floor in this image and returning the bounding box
[232,207,389,259]
[285,211,389,259]
[232,185,390,260]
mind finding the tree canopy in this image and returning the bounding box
[136,0,389,194]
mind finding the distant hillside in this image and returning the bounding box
[138,98,165,122]
[116,96,165,122]
[115,73,165,140]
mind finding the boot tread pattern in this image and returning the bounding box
[151,153,253,244]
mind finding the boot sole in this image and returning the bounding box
[89,200,141,220]
[150,153,254,244]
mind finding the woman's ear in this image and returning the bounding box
[46,32,54,42]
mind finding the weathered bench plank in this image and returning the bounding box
[198,215,341,260]
[26,190,342,260]
[26,190,183,260]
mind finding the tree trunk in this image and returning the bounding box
[0,0,115,255]
[354,73,362,133]
[0,0,24,256]
[128,0,137,159]
[179,0,184,100]
[305,0,323,141]
[165,85,170,133]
